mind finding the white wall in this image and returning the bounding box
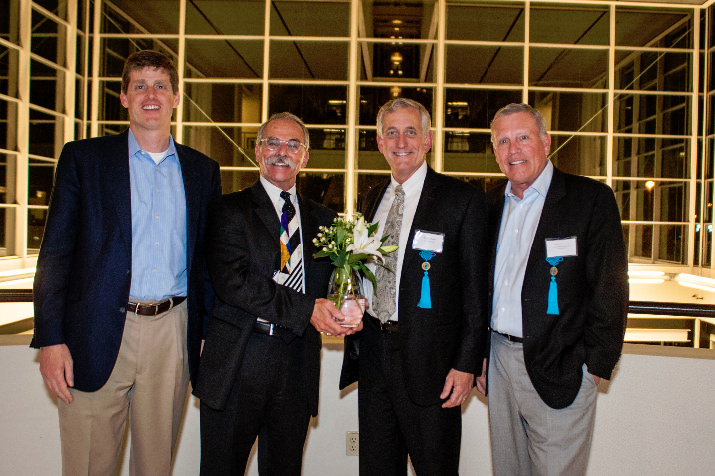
[1,338,714,476]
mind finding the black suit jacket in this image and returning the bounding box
[32,130,221,390]
[341,167,489,406]
[487,167,628,409]
[193,181,336,415]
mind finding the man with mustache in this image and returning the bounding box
[195,112,357,475]
[477,103,628,475]
[32,50,221,475]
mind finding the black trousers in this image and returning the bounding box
[200,332,311,476]
[358,319,462,476]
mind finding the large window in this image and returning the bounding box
[3,0,714,274]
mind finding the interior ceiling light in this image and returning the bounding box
[675,273,715,292]
[645,180,655,191]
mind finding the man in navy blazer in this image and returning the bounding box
[340,98,489,476]
[32,50,221,475]
[476,103,628,475]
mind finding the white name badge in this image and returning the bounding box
[413,230,444,253]
[545,237,577,258]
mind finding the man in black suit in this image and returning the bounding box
[476,103,628,475]
[195,112,356,475]
[32,50,221,475]
[341,98,489,475]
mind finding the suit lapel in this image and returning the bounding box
[525,168,567,283]
[403,167,439,275]
[297,194,315,282]
[251,182,283,271]
[105,130,132,251]
[177,144,201,272]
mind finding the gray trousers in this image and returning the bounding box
[487,332,598,476]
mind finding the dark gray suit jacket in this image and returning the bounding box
[487,167,629,409]
[341,167,489,406]
[194,181,336,415]
[32,130,221,390]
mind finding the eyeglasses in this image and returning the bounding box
[259,137,308,153]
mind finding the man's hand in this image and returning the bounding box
[475,358,488,395]
[310,298,356,337]
[39,344,74,404]
[440,368,474,408]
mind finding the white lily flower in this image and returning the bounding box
[347,215,385,263]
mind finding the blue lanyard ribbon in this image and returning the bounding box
[546,257,563,315]
[417,250,436,309]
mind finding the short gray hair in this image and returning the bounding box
[490,103,548,146]
[257,112,310,149]
[376,98,431,138]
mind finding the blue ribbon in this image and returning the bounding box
[546,257,563,315]
[417,251,436,309]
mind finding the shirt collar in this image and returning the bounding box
[128,129,177,162]
[260,176,297,208]
[504,159,554,199]
[390,160,428,197]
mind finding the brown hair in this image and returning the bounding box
[121,50,178,94]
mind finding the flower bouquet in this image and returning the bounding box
[313,213,398,327]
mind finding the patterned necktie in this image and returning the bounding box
[280,191,304,293]
[374,185,404,323]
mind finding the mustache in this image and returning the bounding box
[265,156,296,170]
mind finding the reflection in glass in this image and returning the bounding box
[445,90,522,129]
[446,45,523,85]
[443,132,500,174]
[615,8,691,47]
[529,91,608,133]
[359,86,433,126]
[221,170,260,196]
[184,126,259,169]
[446,2,524,42]
[530,4,609,45]
[269,85,347,125]
[359,41,436,82]
[29,109,63,159]
[306,129,346,169]
[360,0,435,40]
[530,48,608,88]
[30,59,62,113]
[298,172,345,213]
[550,135,606,177]
[186,0,264,36]
[99,80,126,122]
[183,83,262,124]
[270,40,348,80]
[185,40,263,79]
[272,1,350,37]
[31,9,66,68]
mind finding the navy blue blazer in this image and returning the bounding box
[487,167,628,409]
[341,167,489,406]
[32,130,221,391]
[193,181,337,415]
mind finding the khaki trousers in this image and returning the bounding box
[58,300,190,476]
[488,332,598,476]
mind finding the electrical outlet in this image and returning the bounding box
[346,431,359,456]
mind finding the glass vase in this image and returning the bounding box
[327,267,364,327]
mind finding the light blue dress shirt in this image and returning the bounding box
[491,160,554,337]
[127,130,187,301]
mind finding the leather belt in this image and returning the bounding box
[127,296,186,316]
[253,320,285,336]
[492,329,523,343]
[367,315,399,333]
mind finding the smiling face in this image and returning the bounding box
[491,111,551,199]
[376,106,433,184]
[255,118,309,191]
[120,67,179,136]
